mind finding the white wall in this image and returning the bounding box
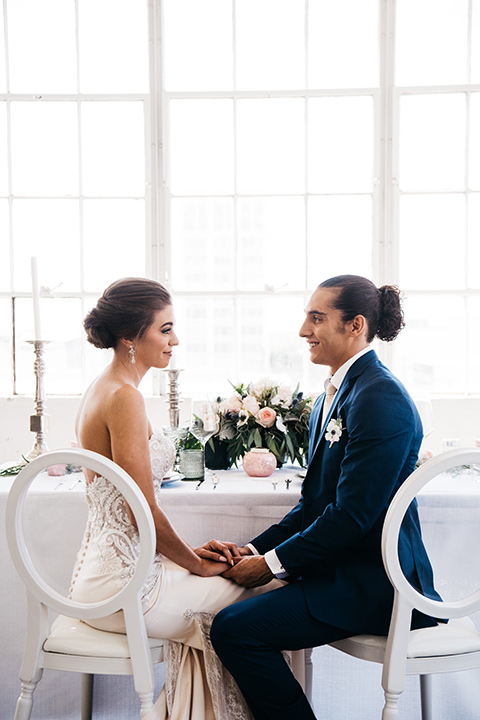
[1,395,478,463]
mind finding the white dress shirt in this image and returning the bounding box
[257,345,374,578]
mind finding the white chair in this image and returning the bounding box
[330,447,480,719]
[6,448,164,720]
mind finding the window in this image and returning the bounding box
[0,0,149,395]
[393,0,480,395]
[1,0,478,398]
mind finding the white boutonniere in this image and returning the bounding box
[325,417,343,447]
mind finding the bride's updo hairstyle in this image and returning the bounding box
[319,274,405,343]
[84,277,172,349]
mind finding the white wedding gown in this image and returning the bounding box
[70,430,280,719]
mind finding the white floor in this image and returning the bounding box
[8,644,479,719]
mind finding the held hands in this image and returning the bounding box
[194,539,241,571]
[193,541,261,578]
[221,555,274,588]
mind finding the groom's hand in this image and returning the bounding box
[222,556,274,588]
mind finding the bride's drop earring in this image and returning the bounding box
[129,345,136,364]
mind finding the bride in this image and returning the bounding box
[70,277,280,719]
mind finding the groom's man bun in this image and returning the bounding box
[319,274,405,343]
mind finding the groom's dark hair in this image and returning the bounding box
[319,274,405,343]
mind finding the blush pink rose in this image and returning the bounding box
[256,406,276,428]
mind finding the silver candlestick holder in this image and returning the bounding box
[163,368,183,429]
[25,340,50,460]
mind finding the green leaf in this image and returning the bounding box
[285,432,296,460]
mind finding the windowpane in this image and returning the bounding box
[399,194,465,290]
[174,296,236,397]
[396,0,469,86]
[308,97,374,193]
[0,7,6,93]
[236,0,304,90]
[163,0,233,91]
[307,196,373,288]
[395,294,466,395]
[473,0,480,83]
[83,200,145,292]
[468,296,480,392]
[12,200,80,293]
[171,198,234,291]
[0,103,8,196]
[7,0,77,93]
[237,99,305,194]
[308,0,379,89]
[78,0,148,93]
[237,198,306,291]
[238,295,309,387]
[82,102,145,197]
[14,298,83,395]
[469,93,480,191]
[0,200,9,291]
[0,298,12,394]
[468,193,480,289]
[10,102,79,196]
[399,94,466,192]
[170,100,234,195]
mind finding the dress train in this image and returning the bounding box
[143,612,253,720]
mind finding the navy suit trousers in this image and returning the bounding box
[210,580,353,720]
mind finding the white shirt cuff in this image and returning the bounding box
[264,549,289,579]
[245,543,259,556]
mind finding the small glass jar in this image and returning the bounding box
[179,449,204,480]
[242,448,277,478]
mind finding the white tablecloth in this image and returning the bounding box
[2,465,480,719]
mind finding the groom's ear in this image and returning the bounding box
[349,314,366,337]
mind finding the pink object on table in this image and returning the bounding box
[242,448,277,477]
[47,464,67,476]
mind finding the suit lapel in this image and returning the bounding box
[310,350,379,459]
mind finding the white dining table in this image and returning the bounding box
[1,463,480,719]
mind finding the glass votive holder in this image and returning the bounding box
[442,438,460,453]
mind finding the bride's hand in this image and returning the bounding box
[197,556,234,577]
[194,539,240,566]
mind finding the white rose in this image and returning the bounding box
[242,395,260,416]
[219,395,243,414]
[271,385,292,407]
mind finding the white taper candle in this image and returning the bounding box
[31,256,42,341]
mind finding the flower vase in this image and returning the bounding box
[205,436,231,470]
[242,448,277,478]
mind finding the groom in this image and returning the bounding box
[211,275,440,720]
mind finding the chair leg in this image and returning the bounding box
[382,690,401,720]
[304,648,314,705]
[420,674,433,720]
[14,681,37,720]
[81,673,94,720]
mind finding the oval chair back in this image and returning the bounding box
[6,448,163,720]
[330,447,480,719]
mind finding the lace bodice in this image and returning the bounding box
[70,429,176,600]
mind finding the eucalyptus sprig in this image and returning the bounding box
[0,456,29,476]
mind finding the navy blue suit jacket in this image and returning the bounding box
[252,350,440,635]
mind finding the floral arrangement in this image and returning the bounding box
[210,379,312,468]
